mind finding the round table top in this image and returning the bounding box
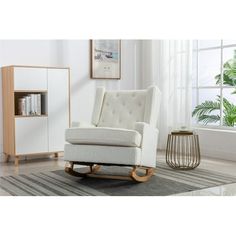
[171,130,194,135]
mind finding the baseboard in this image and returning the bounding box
[159,147,235,162]
[201,148,236,162]
[0,147,234,163]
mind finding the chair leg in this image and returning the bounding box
[54,153,59,158]
[14,156,19,166]
[89,164,101,173]
[130,166,154,183]
[65,162,100,177]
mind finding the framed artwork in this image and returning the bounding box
[90,40,121,79]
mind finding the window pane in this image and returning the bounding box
[223,46,236,62]
[223,47,236,84]
[223,40,236,46]
[222,88,236,127]
[198,49,221,86]
[193,40,236,129]
[193,88,221,126]
[198,40,221,49]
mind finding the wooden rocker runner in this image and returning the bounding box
[65,162,154,183]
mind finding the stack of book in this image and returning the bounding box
[18,94,41,116]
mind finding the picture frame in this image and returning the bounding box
[90,40,121,79]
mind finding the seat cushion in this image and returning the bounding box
[65,127,142,147]
[64,144,141,166]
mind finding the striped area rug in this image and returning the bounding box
[1,163,236,196]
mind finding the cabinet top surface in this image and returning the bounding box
[1,65,70,70]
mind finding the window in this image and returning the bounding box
[192,40,236,128]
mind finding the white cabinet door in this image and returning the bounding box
[48,69,69,152]
[14,67,47,90]
[15,117,48,155]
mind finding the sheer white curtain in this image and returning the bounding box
[142,40,193,149]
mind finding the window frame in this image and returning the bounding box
[193,40,236,130]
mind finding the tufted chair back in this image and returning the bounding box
[91,86,161,130]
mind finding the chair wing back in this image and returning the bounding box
[92,86,161,130]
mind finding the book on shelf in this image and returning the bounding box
[30,94,35,114]
[36,94,41,115]
[25,96,31,115]
[17,93,42,116]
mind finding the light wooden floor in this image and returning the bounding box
[1,152,236,177]
[0,156,65,177]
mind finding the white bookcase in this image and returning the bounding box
[2,66,70,165]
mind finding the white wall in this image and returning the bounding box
[60,40,142,124]
[0,40,142,159]
[196,128,236,161]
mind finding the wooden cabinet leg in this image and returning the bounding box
[3,153,10,163]
[15,156,19,166]
[54,153,59,158]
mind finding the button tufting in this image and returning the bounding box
[122,102,125,106]
[116,93,119,97]
[132,93,136,97]
[129,111,132,115]
[106,103,109,106]
[112,110,115,114]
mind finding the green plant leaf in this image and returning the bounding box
[223,114,236,126]
[215,74,221,84]
[197,114,220,124]
[192,100,220,117]
[223,61,233,70]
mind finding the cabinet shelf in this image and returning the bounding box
[15,115,48,118]
[14,90,47,93]
[14,91,47,116]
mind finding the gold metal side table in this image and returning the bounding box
[166,131,201,170]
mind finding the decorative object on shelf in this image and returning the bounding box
[165,130,201,170]
[90,40,121,79]
[18,98,26,115]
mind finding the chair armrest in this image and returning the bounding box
[71,121,96,128]
[134,122,159,167]
[134,122,158,137]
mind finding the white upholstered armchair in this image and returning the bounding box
[64,86,161,182]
